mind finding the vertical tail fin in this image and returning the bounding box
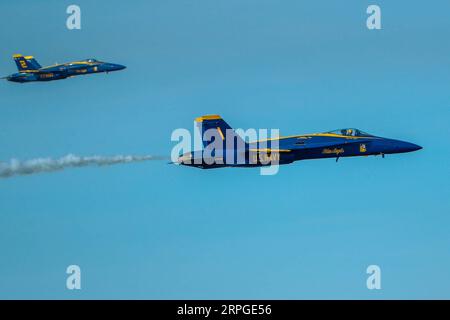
[24,56,42,70]
[13,54,41,71]
[195,115,248,150]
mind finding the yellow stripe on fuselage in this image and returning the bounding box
[255,133,381,143]
[40,61,98,70]
[249,148,292,153]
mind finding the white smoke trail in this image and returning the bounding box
[0,154,166,178]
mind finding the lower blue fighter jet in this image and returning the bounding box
[2,54,125,83]
[177,115,422,168]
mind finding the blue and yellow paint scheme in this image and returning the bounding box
[3,54,125,83]
[177,115,422,168]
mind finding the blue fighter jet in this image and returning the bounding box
[2,54,126,83]
[177,115,422,168]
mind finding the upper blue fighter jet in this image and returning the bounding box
[177,115,422,168]
[2,54,125,83]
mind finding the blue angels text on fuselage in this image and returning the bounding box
[177,115,422,169]
[3,54,126,83]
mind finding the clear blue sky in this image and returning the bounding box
[0,0,449,299]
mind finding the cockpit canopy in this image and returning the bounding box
[327,128,373,137]
[84,58,99,63]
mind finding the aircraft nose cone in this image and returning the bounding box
[410,143,422,152]
[397,141,422,153]
[111,63,126,71]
